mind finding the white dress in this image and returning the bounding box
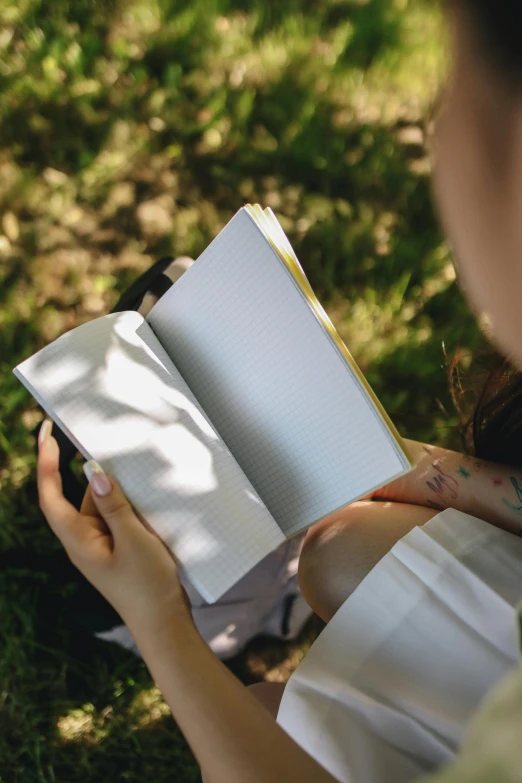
[276,509,522,783]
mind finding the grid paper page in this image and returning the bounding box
[14,311,284,602]
[149,209,408,538]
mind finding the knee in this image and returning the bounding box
[298,502,375,622]
[298,500,437,623]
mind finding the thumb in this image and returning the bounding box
[83,460,143,539]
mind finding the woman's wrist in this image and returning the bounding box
[377,439,482,512]
[372,439,441,508]
[403,440,460,511]
[124,600,197,658]
[134,620,200,669]
[377,438,522,535]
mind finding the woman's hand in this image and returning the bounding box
[37,421,192,639]
[373,438,522,536]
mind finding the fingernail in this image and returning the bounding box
[83,460,112,496]
[38,419,52,449]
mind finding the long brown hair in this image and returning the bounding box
[463,1,522,84]
[452,352,522,465]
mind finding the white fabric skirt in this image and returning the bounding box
[277,509,522,783]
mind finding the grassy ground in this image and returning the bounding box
[0,1,484,780]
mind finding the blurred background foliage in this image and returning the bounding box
[0,0,485,780]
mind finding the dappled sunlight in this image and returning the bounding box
[56,687,171,743]
[99,348,181,424]
[57,705,97,744]
[31,352,91,395]
[128,686,171,729]
[246,644,308,684]
[331,259,456,373]
[228,615,323,686]
[153,423,217,495]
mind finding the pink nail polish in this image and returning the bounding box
[83,460,112,496]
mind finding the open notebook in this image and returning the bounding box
[14,205,413,602]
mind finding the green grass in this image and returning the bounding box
[0,1,484,780]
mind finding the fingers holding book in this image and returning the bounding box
[37,420,99,553]
[37,420,194,639]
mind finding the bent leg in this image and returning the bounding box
[299,501,439,622]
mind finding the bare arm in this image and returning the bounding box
[134,620,337,783]
[375,439,522,535]
[37,429,338,783]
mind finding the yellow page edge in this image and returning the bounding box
[244,203,414,472]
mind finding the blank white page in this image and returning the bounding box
[148,209,410,538]
[14,311,284,602]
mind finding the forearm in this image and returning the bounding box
[376,439,522,535]
[132,619,336,783]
